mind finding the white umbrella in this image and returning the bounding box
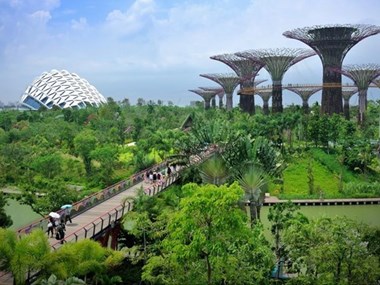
[49,212,60,219]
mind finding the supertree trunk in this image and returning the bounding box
[218,96,223,108]
[321,68,343,115]
[226,92,233,110]
[240,95,255,115]
[211,97,216,108]
[343,98,350,120]
[302,99,309,114]
[263,98,270,115]
[358,89,367,125]
[272,82,283,113]
[204,98,211,110]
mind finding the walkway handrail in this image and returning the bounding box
[16,161,168,236]
[50,172,181,250]
[17,146,218,237]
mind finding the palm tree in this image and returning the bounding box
[236,165,268,227]
[199,154,229,186]
[0,229,50,285]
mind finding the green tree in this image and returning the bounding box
[0,229,50,285]
[268,201,301,260]
[91,144,119,186]
[30,153,62,179]
[284,216,380,285]
[73,130,97,176]
[236,165,268,227]
[42,239,124,283]
[199,154,229,186]
[0,192,12,228]
[142,183,273,284]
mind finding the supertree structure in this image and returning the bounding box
[200,73,241,111]
[236,48,315,113]
[341,86,358,120]
[283,85,322,113]
[331,64,380,124]
[283,24,380,115]
[255,88,272,115]
[210,53,265,114]
[189,89,219,110]
[373,78,380,89]
[200,87,224,108]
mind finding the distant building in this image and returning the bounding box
[20,69,106,110]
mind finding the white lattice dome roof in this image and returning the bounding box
[20,69,107,110]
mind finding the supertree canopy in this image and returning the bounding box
[210,53,265,114]
[255,88,272,115]
[284,85,322,113]
[199,87,224,108]
[341,86,358,120]
[236,48,315,113]
[189,89,220,110]
[200,73,241,111]
[332,64,380,124]
[283,24,380,115]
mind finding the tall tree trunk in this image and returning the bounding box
[272,83,283,113]
[321,68,343,115]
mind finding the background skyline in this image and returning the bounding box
[1,0,380,107]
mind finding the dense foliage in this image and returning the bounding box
[1,99,380,284]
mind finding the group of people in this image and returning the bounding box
[46,205,72,244]
[144,164,177,185]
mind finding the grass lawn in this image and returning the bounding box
[281,157,341,198]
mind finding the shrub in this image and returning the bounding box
[342,182,380,198]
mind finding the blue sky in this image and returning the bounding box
[0,0,379,106]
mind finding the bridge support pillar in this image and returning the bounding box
[96,222,121,250]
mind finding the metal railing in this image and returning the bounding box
[50,172,180,250]
[16,162,168,237]
[17,146,217,240]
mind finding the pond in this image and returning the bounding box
[4,198,41,230]
[260,204,380,228]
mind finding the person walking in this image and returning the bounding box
[64,206,72,224]
[47,218,54,238]
[61,204,73,224]
[56,223,66,244]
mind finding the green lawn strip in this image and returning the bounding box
[281,157,340,199]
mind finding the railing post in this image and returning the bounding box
[74,233,78,242]
[108,213,112,226]
[92,222,96,237]
[115,209,119,221]
[100,217,104,231]
[121,204,125,217]
[84,228,88,238]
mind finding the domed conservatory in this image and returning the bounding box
[20,69,106,110]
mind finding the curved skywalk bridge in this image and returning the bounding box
[16,147,217,249]
[0,148,216,284]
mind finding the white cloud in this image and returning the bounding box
[104,0,155,37]
[0,0,379,106]
[71,17,87,30]
[28,10,51,25]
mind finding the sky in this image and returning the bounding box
[0,0,379,107]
